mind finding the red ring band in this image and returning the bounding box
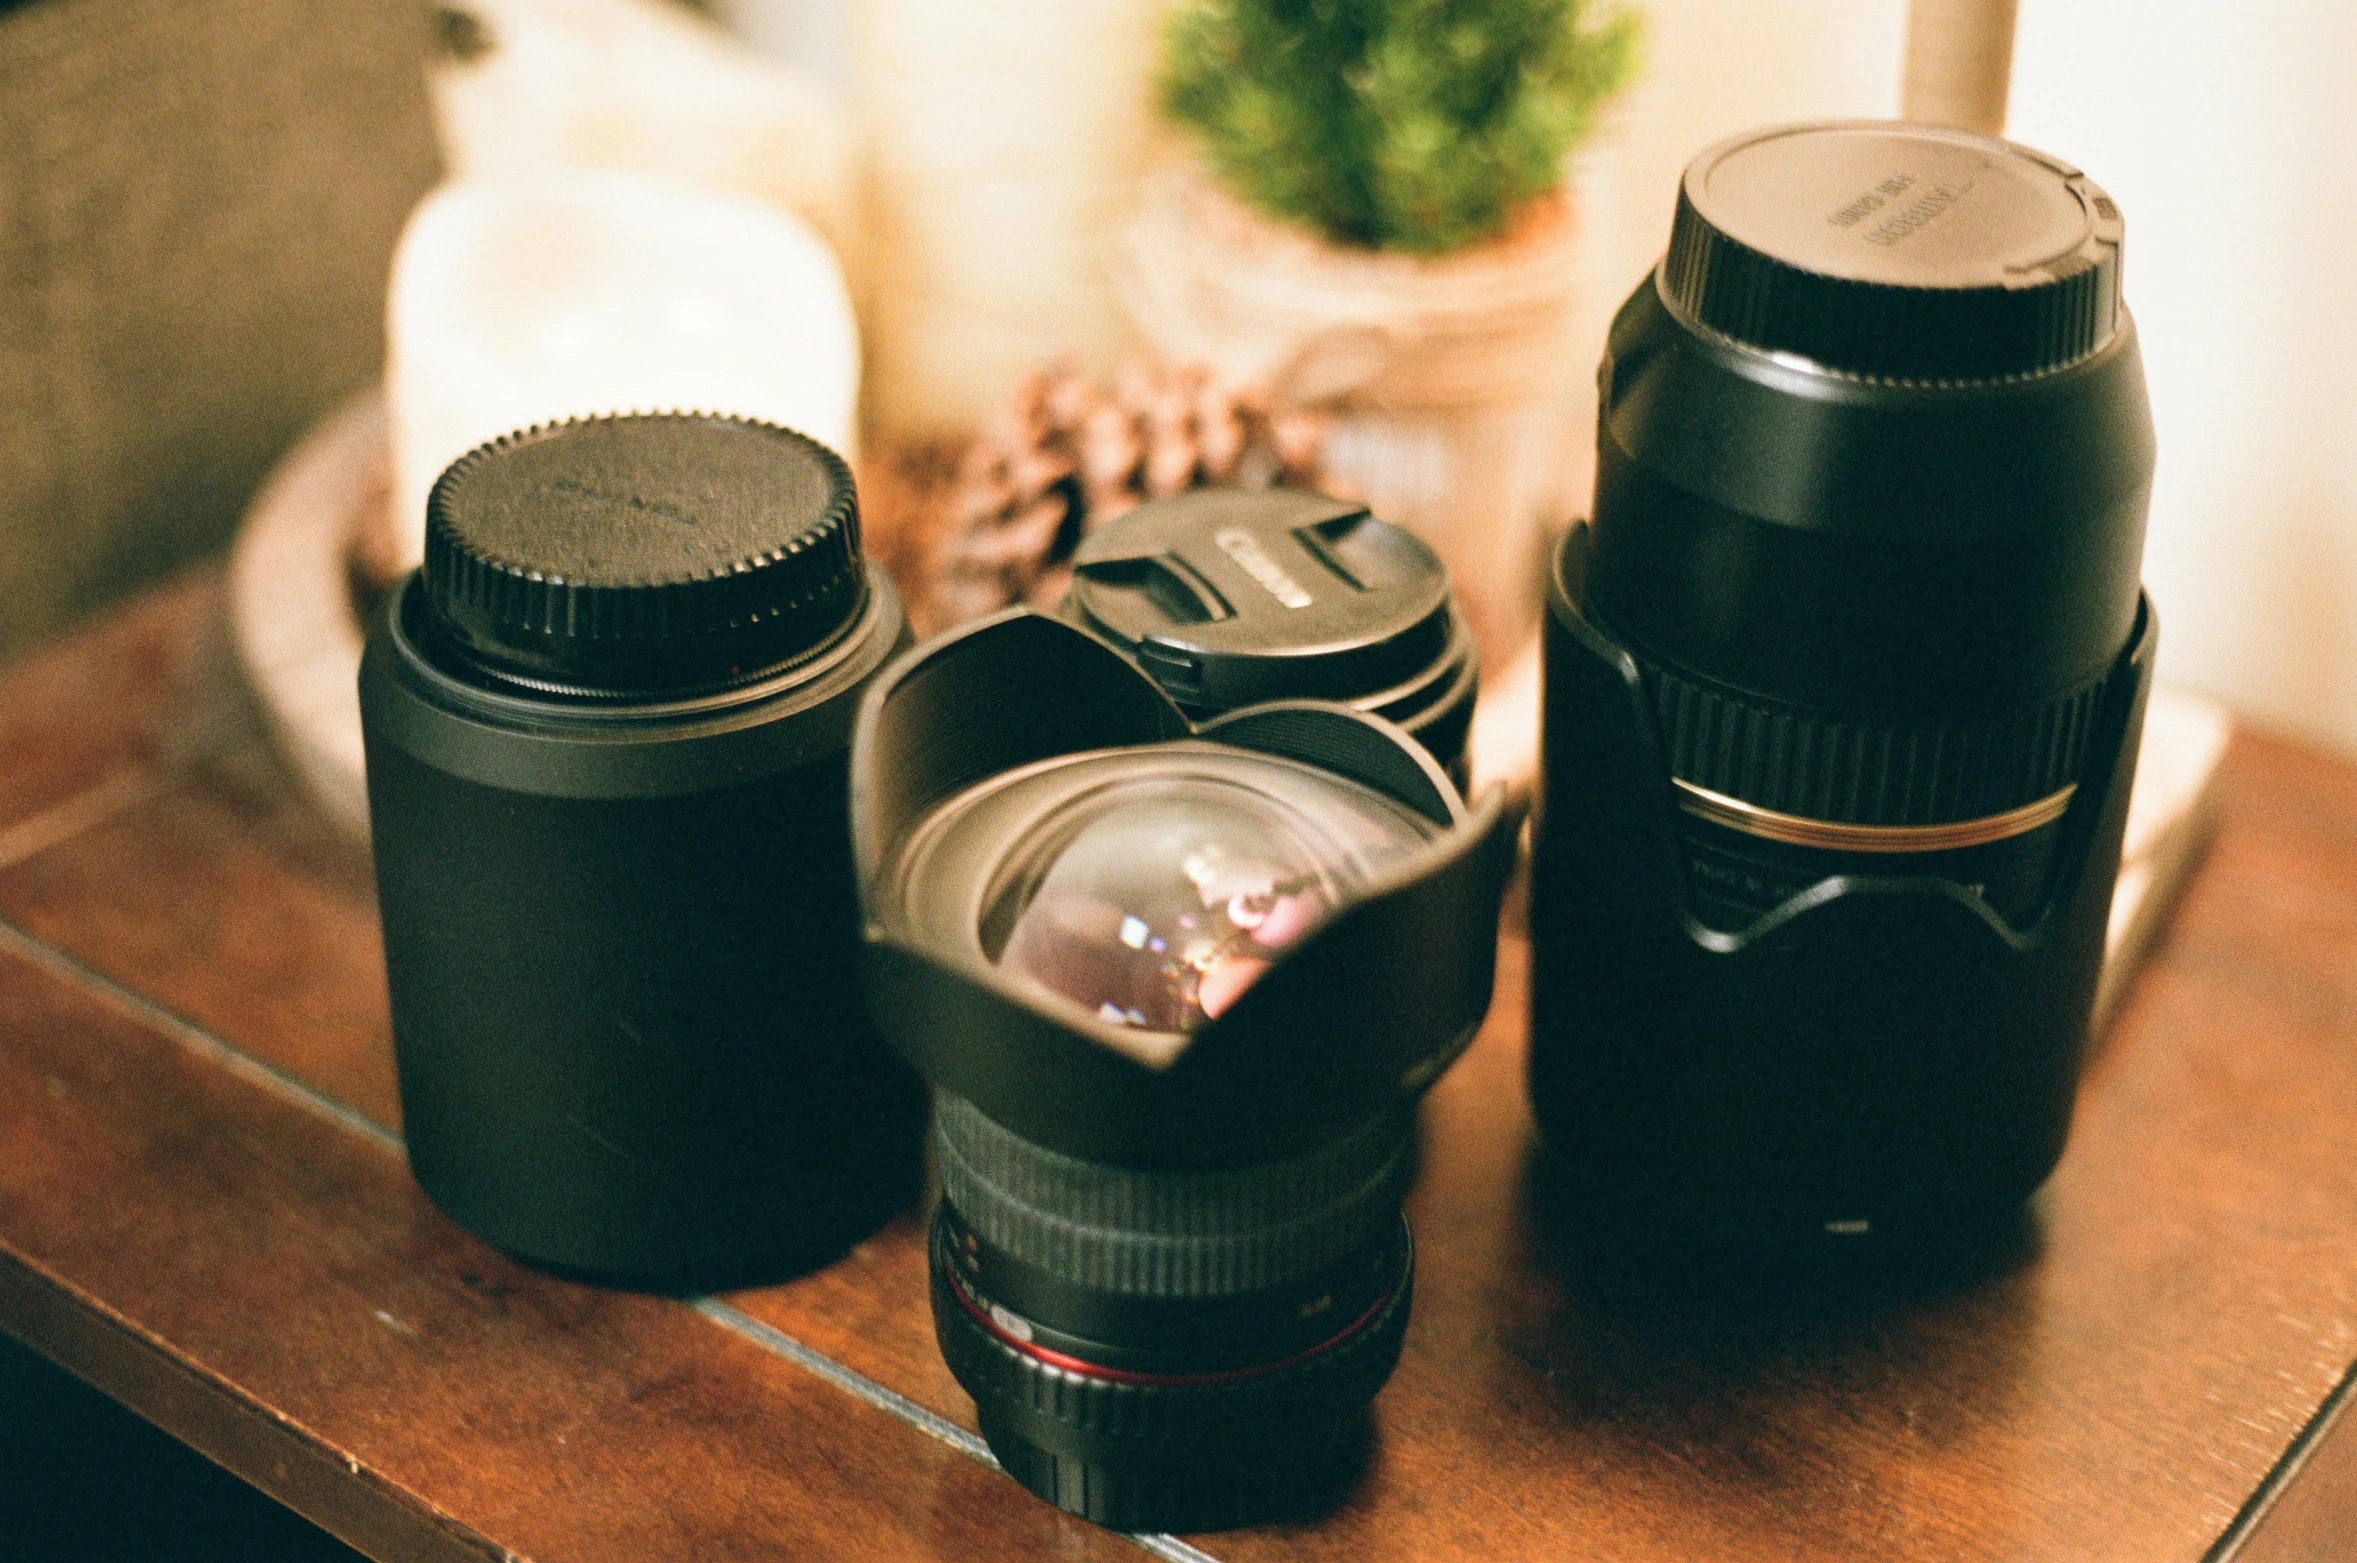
[946,1255,1405,1389]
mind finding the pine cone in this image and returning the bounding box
[902,360,1334,636]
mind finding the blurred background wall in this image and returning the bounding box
[3,0,2350,760]
[0,0,439,656]
[2007,0,2357,764]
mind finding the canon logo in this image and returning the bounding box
[1213,528,1313,609]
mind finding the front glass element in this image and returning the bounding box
[991,776,1428,1033]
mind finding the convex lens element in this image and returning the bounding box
[995,775,1433,1033]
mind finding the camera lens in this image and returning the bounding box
[1530,123,2158,1242]
[360,413,920,1285]
[1060,490,1479,782]
[852,612,1515,1531]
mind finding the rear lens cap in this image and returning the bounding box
[1664,120,2125,381]
[423,413,865,696]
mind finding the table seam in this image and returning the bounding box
[2204,1353,2357,1561]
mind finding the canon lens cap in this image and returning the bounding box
[1061,490,1468,723]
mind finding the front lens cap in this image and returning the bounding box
[1063,490,1459,713]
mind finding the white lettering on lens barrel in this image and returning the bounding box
[1214,528,1313,609]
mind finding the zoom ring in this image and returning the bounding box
[933,1094,1415,1297]
[1646,660,2108,827]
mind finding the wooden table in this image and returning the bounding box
[2,571,2352,1562]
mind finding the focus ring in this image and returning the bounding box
[933,1094,1414,1298]
[1645,660,2107,828]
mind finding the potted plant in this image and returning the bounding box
[1117,0,1637,665]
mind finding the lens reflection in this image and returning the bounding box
[995,776,1420,1033]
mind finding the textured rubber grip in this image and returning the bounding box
[933,1093,1415,1298]
[1646,658,2107,827]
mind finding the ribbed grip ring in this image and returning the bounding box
[1646,660,2108,827]
[933,1093,1414,1298]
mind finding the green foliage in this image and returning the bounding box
[1160,0,1639,255]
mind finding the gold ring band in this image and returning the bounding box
[1673,779,2077,854]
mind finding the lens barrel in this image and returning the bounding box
[359,414,921,1285]
[1530,122,2158,1242]
[852,612,1515,1530]
[1060,490,1479,782]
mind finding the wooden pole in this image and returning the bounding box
[1902,0,2020,136]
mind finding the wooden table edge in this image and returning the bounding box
[0,1247,500,1563]
[0,909,1218,1563]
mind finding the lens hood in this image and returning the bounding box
[1535,535,2158,1238]
[850,610,1517,1170]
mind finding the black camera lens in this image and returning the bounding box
[1060,490,1479,782]
[1531,122,2158,1243]
[851,611,1515,1531]
[359,413,920,1286]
